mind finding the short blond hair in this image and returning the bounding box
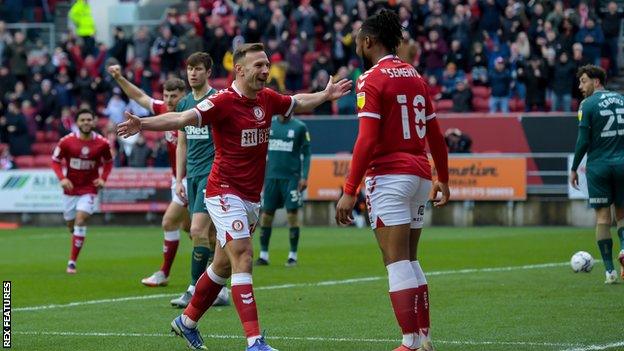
[233,43,265,64]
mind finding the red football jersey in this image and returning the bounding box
[51,132,113,195]
[356,55,436,179]
[193,83,295,202]
[150,99,178,176]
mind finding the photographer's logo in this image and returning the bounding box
[3,281,10,349]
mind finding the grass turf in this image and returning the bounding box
[1,225,623,351]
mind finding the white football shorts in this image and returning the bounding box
[171,177,188,206]
[205,194,260,247]
[62,194,97,221]
[365,174,432,230]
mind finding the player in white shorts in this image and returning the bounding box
[336,10,450,351]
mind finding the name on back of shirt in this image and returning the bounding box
[379,67,420,78]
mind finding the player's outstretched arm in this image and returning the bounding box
[293,75,352,113]
[107,65,152,110]
[117,110,198,138]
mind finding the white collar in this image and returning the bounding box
[378,54,397,63]
[231,81,243,97]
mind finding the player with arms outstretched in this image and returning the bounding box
[108,65,190,287]
[118,42,351,350]
[51,109,113,274]
[570,65,624,284]
[335,10,449,351]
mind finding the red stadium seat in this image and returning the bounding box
[34,155,52,168]
[97,117,110,130]
[14,155,35,169]
[601,58,610,72]
[36,131,46,143]
[472,86,491,99]
[510,98,525,112]
[31,142,57,155]
[45,130,59,142]
[472,97,489,112]
[436,99,454,112]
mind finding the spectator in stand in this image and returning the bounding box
[445,128,472,153]
[336,66,356,115]
[310,53,335,84]
[104,88,127,126]
[423,29,448,80]
[575,17,604,66]
[449,4,471,50]
[501,4,523,43]
[0,143,14,170]
[558,17,578,55]
[68,0,96,57]
[163,7,185,37]
[181,26,204,61]
[329,19,351,69]
[293,0,318,49]
[424,2,448,34]
[265,8,288,44]
[446,40,468,72]
[2,101,32,156]
[153,138,170,168]
[310,70,332,115]
[5,31,29,83]
[0,21,12,63]
[109,26,131,68]
[0,66,16,101]
[519,56,548,112]
[508,43,526,100]
[20,100,38,135]
[427,75,443,100]
[488,57,512,113]
[285,40,304,91]
[34,79,58,130]
[546,1,565,31]
[470,41,489,86]
[549,51,575,112]
[452,80,473,112]
[54,71,75,109]
[74,68,96,109]
[133,27,152,65]
[33,54,58,81]
[128,134,151,167]
[153,26,180,77]
[514,32,531,60]
[572,43,592,101]
[441,62,466,99]
[600,1,622,77]
[397,30,420,68]
[479,0,502,36]
[68,41,107,77]
[204,26,230,78]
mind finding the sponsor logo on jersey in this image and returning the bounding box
[287,129,294,138]
[196,99,214,112]
[253,106,264,121]
[69,158,96,170]
[241,127,270,147]
[81,146,90,157]
[268,139,294,152]
[232,219,244,231]
[185,125,211,139]
[357,92,366,109]
[578,110,583,121]
[305,131,311,142]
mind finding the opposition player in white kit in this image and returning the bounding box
[118,43,351,350]
[336,10,450,351]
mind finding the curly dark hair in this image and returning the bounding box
[360,9,403,54]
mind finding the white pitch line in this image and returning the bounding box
[14,261,569,312]
[561,341,624,351]
[14,331,580,348]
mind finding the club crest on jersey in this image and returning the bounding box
[81,146,90,156]
[232,220,244,231]
[357,92,366,109]
[253,106,264,121]
[287,129,294,138]
[164,131,177,143]
[197,99,214,112]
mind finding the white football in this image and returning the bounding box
[570,251,594,273]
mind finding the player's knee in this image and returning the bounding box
[260,213,274,227]
[287,212,299,228]
[162,215,178,231]
[192,234,211,248]
[595,207,612,224]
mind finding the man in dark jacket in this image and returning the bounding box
[601,1,623,77]
[549,52,575,112]
[1,101,32,156]
[488,57,512,113]
[519,56,548,111]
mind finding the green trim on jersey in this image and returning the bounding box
[265,117,311,180]
[176,88,216,178]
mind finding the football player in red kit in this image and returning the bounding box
[336,10,450,351]
[118,43,351,351]
[51,109,113,274]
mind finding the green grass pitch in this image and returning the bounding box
[1,225,623,351]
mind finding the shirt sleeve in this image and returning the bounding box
[193,94,225,127]
[51,139,66,163]
[300,124,311,180]
[356,73,382,119]
[150,99,167,115]
[578,100,591,128]
[424,82,437,121]
[266,88,295,118]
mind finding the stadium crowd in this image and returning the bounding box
[0,0,621,168]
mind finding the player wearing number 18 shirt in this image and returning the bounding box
[570,65,624,284]
[335,10,449,351]
[51,109,113,274]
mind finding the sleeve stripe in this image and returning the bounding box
[193,108,202,127]
[148,98,156,114]
[358,112,381,119]
[285,96,296,117]
[426,113,436,120]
